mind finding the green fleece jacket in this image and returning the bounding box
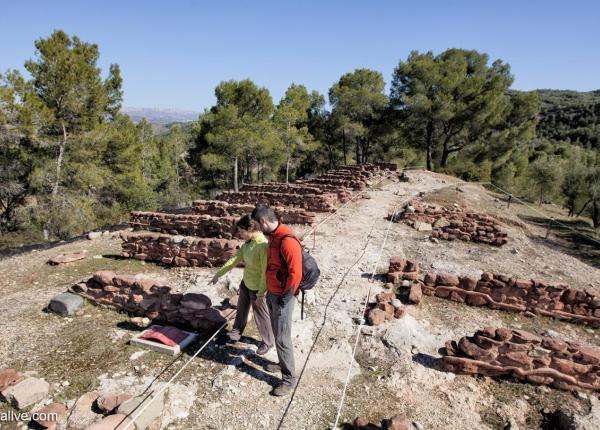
[216,233,268,296]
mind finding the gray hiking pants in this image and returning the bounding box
[266,290,297,386]
[231,282,274,347]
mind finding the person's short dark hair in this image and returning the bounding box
[236,214,255,231]
[251,204,278,223]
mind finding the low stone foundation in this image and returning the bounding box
[120,232,237,267]
[386,256,421,283]
[422,271,600,328]
[300,177,365,191]
[436,327,600,392]
[130,211,238,238]
[392,199,508,246]
[191,200,317,224]
[215,191,337,212]
[70,272,229,331]
[240,182,352,203]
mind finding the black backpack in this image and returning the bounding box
[278,234,320,319]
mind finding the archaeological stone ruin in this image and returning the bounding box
[436,327,600,392]
[390,198,509,246]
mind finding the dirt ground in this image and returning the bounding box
[0,170,599,430]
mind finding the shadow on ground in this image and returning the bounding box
[519,214,600,269]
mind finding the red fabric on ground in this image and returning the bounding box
[139,326,188,347]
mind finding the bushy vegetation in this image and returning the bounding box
[1,31,599,249]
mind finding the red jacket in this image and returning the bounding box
[266,223,303,296]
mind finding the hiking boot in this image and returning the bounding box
[227,330,241,342]
[271,383,292,397]
[263,363,280,374]
[256,342,271,356]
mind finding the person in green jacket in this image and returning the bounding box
[211,214,274,355]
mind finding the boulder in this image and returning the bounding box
[48,292,84,316]
[47,251,88,265]
[117,389,166,430]
[408,284,423,304]
[68,391,100,430]
[1,377,49,410]
[437,272,460,286]
[35,402,68,429]
[0,368,23,391]
[413,221,432,232]
[367,308,387,326]
[96,393,133,414]
[180,293,212,310]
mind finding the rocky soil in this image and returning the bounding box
[0,170,599,429]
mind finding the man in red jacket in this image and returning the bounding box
[251,204,302,396]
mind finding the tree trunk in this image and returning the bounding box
[539,185,544,205]
[425,121,434,171]
[355,137,360,165]
[233,156,239,192]
[286,158,290,184]
[342,129,347,165]
[52,121,67,197]
[593,200,599,229]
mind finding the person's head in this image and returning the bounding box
[251,204,279,234]
[235,214,259,241]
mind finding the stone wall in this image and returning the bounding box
[120,232,237,267]
[393,199,508,246]
[300,177,365,191]
[436,327,600,392]
[130,211,238,239]
[421,271,600,328]
[240,183,353,203]
[70,272,230,331]
[191,200,317,224]
[214,191,337,213]
[387,256,421,283]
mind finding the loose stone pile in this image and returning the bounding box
[391,199,508,246]
[191,200,317,224]
[120,232,237,267]
[71,271,230,331]
[436,327,600,392]
[422,271,600,328]
[130,211,238,239]
[387,256,421,283]
[366,291,407,326]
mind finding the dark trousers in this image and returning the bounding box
[231,282,274,347]
[267,290,297,386]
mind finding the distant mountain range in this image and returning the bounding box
[122,107,201,124]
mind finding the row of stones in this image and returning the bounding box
[214,190,338,212]
[120,231,237,268]
[421,271,600,328]
[191,200,317,224]
[436,327,600,392]
[129,211,238,239]
[392,199,509,247]
[353,413,412,430]
[240,182,353,203]
[70,271,234,332]
[297,162,395,190]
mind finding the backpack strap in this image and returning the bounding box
[277,234,301,270]
[277,234,302,295]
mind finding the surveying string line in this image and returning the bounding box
[121,310,237,430]
[332,199,403,430]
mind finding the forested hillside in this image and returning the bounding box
[1,31,599,249]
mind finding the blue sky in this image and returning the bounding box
[1,1,599,111]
